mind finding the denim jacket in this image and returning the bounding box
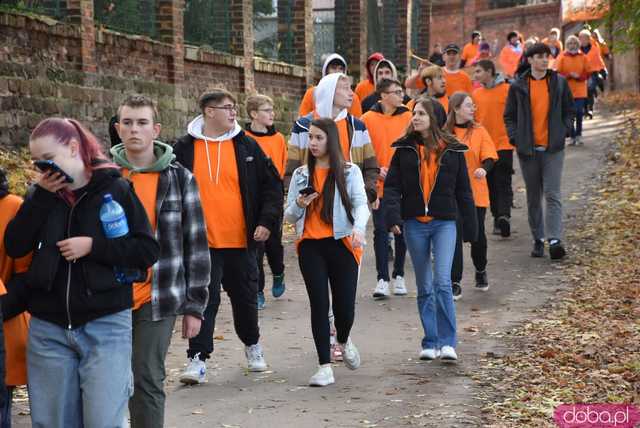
[285,163,370,240]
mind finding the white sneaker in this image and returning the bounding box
[179,353,207,385]
[373,279,390,298]
[392,276,407,295]
[341,337,361,370]
[419,348,440,360]
[245,343,268,372]
[440,346,458,362]
[309,365,335,387]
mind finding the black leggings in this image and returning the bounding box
[298,238,359,365]
[452,207,488,282]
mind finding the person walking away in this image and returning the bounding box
[384,97,476,363]
[555,36,589,146]
[4,117,160,428]
[298,54,363,118]
[244,94,288,309]
[285,118,369,386]
[361,78,412,299]
[0,167,32,428]
[504,43,575,260]
[446,92,498,294]
[111,95,210,427]
[174,89,282,383]
[472,60,514,237]
[355,52,385,102]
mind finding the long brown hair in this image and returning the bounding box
[307,118,354,225]
[445,91,478,141]
[406,97,458,164]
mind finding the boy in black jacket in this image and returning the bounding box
[173,89,282,383]
[504,43,575,259]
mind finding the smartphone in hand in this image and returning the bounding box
[33,160,74,183]
[299,186,316,196]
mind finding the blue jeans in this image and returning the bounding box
[571,98,586,138]
[403,219,457,349]
[372,201,406,281]
[28,311,133,428]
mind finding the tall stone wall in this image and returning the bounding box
[0,10,308,150]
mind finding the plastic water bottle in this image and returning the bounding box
[99,194,144,284]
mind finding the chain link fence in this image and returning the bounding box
[184,0,231,53]
[313,6,334,67]
[0,0,67,20]
[94,0,157,38]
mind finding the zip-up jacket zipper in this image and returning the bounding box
[65,192,87,330]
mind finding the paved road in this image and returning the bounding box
[11,112,623,427]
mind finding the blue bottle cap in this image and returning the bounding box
[103,193,113,203]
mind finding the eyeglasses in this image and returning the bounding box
[384,90,404,96]
[207,105,238,113]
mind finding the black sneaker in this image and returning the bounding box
[475,271,489,291]
[497,216,511,238]
[549,240,566,260]
[531,240,545,258]
[452,282,462,301]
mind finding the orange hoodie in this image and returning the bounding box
[555,51,589,99]
[499,44,522,78]
[453,125,498,208]
[361,104,412,197]
[472,80,512,151]
[298,86,363,118]
[0,194,32,386]
[245,127,288,179]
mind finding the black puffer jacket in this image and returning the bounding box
[4,167,160,329]
[383,134,478,242]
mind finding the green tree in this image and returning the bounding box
[254,0,274,16]
[605,0,640,51]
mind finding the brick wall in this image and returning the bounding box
[0,10,306,149]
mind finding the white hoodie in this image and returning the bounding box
[314,73,349,121]
[187,114,242,183]
[321,53,348,77]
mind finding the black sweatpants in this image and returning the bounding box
[256,222,285,293]
[487,150,514,222]
[452,207,488,283]
[298,238,359,365]
[187,247,259,360]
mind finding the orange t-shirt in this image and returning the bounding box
[193,139,247,248]
[299,167,363,264]
[583,44,606,73]
[246,129,288,179]
[461,43,479,64]
[529,77,550,149]
[299,86,363,118]
[355,79,375,102]
[454,126,498,208]
[361,107,412,197]
[336,119,351,161]
[122,170,160,311]
[444,69,474,98]
[416,147,439,223]
[472,83,512,152]
[499,45,522,78]
[555,52,588,99]
[0,194,32,386]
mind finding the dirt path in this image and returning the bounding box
[11,112,624,428]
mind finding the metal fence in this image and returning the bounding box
[0,0,67,20]
[94,0,157,38]
[489,0,556,8]
[184,0,231,53]
[254,0,296,64]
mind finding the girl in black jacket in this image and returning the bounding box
[384,97,476,363]
[4,118,159,428]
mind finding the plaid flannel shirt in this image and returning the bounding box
[149,163,210,321]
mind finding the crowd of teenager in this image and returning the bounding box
[0,24,609,427]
